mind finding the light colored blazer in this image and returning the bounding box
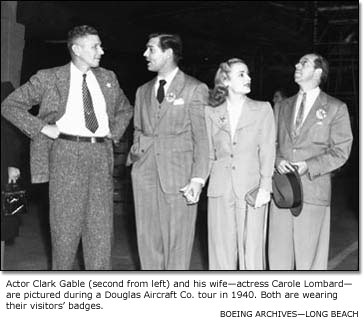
[1,63,133,183]
[275,90,353,205]
[205,98,275,198]
[127,70,209,194]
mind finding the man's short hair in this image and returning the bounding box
[67,25,99,53]
[148,33,182,64]
[313,53,329,85]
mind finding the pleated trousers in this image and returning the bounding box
[208,184,267,270]
[49,139,114,270]
[132,153,197,270]
[268,202,330,270]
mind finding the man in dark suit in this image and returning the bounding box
[1,25,133,270]
[269,53,353,270]
[127,33,209,270]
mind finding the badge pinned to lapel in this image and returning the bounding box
[106,83,112,88]
[316,108,327,120]
[166,92,176,103]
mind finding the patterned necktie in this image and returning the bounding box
[156,79,167,104]
[294,92,306,135]
[82,74,99,133]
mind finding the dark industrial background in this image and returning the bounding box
[1,1,359,270]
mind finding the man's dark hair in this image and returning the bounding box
[313,53,329,85]
[148,33,182,64]
[67,25,99,53]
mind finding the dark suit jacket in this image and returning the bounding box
[1,63,133,183]
[275,90,353,205]
[128,70,209,193]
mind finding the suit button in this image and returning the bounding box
[230,154,234,158]
[233,142,237,146]
[156,153,160,156]
[141,149,145,152]
[232,166,236,170]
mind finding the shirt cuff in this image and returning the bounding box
[191,177,205,186]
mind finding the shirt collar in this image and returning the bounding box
[300,86,320,98]
[70,62,92,78]
[157,67,179,86]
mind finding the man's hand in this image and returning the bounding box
[277,159,296,174]
[41,124,60,139]
[8,167,20,183]
[254,188,271,208]
[291,161,308,175]
[180,180,203,205]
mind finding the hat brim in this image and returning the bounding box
[272,168,303,217]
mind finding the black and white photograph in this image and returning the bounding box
[1,0,361,318]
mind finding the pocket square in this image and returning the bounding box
[173,98,184,105]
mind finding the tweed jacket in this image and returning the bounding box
[275,90,353,205]
[127,70,209,194]
[205,98,276,198]
[1,63,133,183]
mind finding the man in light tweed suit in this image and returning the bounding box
[127,33,209,270]
[1,25,133,270]
[269,53,353,270]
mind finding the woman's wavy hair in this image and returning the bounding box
[209,58,246,107]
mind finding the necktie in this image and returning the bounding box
[157,79,167,104]
[82,74,99,133]
[294,92,306,135]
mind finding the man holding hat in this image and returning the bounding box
[268,53,353,270]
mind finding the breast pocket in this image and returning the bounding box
[310,122,330,143]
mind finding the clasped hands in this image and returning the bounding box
[277,159,308,175]
[180,180,203,205]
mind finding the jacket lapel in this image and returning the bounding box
[143,79,157,128]
[92,68,112,116]
[299,91,328,137]
[54,64,71,119]
[280,95,297,140]
[157,70,185,122]
[234,97,257,134]
[209,102,231,135]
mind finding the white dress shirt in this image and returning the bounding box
[154,67,179,97]
[293,87,320,125]
[56,62,110,137]
[227,98,245,138]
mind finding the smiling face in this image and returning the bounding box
[72,34,104,70]
[294,54,321,89]
[225,62,251,95]
[143,36,171,73]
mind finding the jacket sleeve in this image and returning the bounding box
[204,107,214,179]
[258,103,276,192]
[1,71,49,138]
[188,82,209,181]
[306,103,353,179]
[109,71,133,142]
[126,87,142,166]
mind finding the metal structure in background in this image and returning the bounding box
[312,2,358,129]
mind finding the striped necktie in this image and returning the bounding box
[82,74,99,133]
[293,92,306,136]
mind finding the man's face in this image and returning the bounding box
[273,91,283,104]
[73,34,104,68]
[143,37,170,72]
[294,54,319,86]
[225,62,251,95]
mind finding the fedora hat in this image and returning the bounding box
[272,168,303,216]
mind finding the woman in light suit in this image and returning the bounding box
[205,58,275,270]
